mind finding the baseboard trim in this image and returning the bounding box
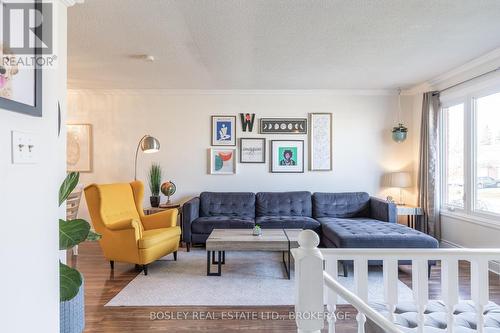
[440,239,500,275]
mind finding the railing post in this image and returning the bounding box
[293,230,324,333]
[324,256,338,333]
[471,258,489,333]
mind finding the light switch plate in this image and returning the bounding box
[11,131,38,164]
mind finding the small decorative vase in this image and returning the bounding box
[252,226,262,236]
[150,196,160,208]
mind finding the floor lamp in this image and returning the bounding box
[134,135,160,180]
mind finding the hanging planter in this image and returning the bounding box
[392,123,408,143]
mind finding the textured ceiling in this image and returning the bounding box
[68,0,500,90]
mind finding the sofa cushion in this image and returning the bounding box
[256,192,312,217]
[200,192,255,218]
[138,227,181,249]
[319,217,439,248]
[313,192,370,218]
[191,216,255,234]
[255,216,320,232]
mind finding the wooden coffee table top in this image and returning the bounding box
[206,229,302,252]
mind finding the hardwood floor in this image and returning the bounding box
[70,242,500,333]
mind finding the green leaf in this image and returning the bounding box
[60,262,82,302]
[59,172,79,206]
[59,219,90,250]
[86,230,102,241]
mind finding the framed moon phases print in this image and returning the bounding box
[260,118,307,134]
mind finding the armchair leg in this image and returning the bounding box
[187,243,191,252]
[110,260,114,270]
[173,251,177,261]
[143,265,148,276]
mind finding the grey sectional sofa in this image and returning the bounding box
[182,192,438,261]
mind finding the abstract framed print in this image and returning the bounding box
[67,124,93,172]
[260,118,307,134]
[240,138,265,163]
[209,148,237,174]
[309,113,333,171]
[212,116,236,146]
[270,140,304,173]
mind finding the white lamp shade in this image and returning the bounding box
[388,172,412,188]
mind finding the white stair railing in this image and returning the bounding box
[292,230,500,333]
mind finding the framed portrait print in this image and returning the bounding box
[209,148,237,174]
[0,1,43,117]
[67,124,93,172]
[270,140,304,173]
[212,116,236,146]
[240,138,265,163]
[309,113,333,171]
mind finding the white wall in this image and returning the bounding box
[67,90,417,221]
[0,2,68,332]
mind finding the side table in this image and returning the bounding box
[397,205,424,232]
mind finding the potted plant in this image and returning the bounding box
[59,172,101,333]
[148,163,162,207]
[252,224,262,236]
[392,123,408,143]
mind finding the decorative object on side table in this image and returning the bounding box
[134,135,160,180]
[260,118,307,134]
[270,140,304,173]
[387,171,412,205]
[161,181,176,204]
[209,148,237,174]
[59,172,101,333]
[212,115,236,146]
[252,225,262,236]
[309,113,333,171]
[240,138,266,163]
[148,163,162,207]
[67,124,93,172]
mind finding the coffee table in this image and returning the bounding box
[205,229,301,279]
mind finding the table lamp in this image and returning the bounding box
[134,135,160,180]
[388,171,411,205]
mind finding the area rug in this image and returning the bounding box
[106,250,414,307]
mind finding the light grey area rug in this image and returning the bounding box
[106,250,414,307]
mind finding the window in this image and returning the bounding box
[475,92,500,214]
[441,88,500,220]
[443,104,464,208]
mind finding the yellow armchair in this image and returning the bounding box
[84,181,180,275]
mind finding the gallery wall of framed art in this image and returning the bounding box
[208,112,332,175]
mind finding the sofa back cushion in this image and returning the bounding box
[313,192,370,218]
[200,192,255,218]
[256,192,312,217]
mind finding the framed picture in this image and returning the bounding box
[260,118,307,134]
[67,124,93,172]
[0,3,43,118]
[212,116,236,146]
[309,113,333,171]
[270,140,304,173]
[209,148,237,174]
[240,138,266,163]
